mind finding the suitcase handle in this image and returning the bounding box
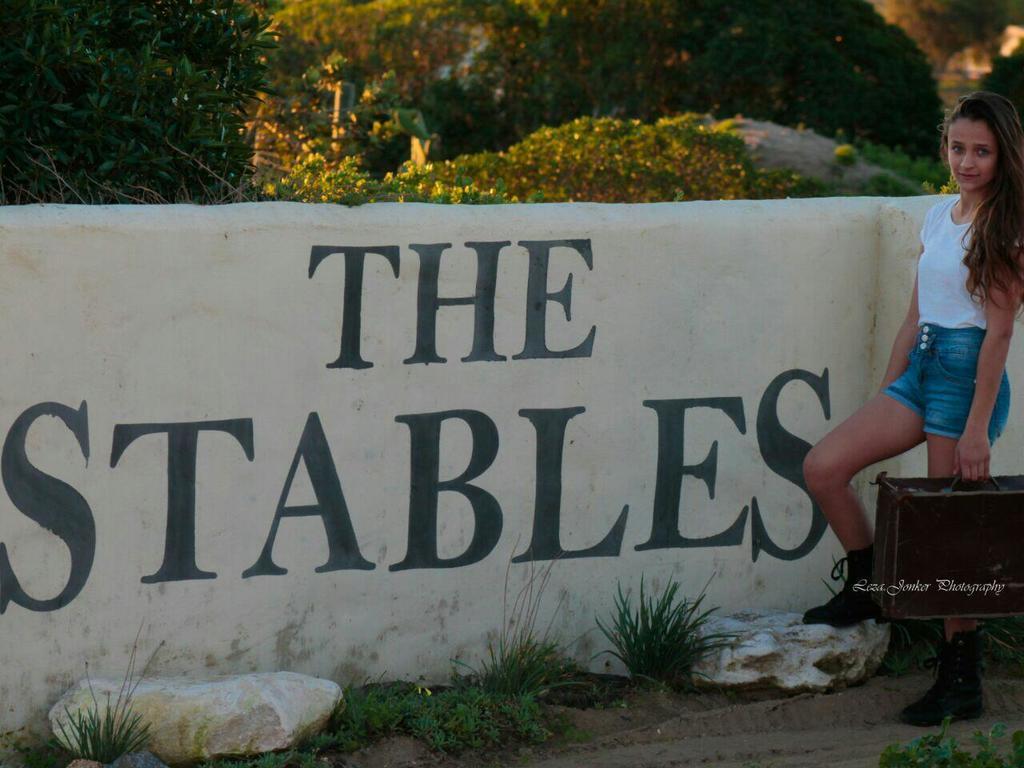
[949,475,1001,491]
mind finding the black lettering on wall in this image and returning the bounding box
[513,407,628,561]
[110,419,254,583]
[390,410,501,570]
[244,412,373,577]
[0,401,94,612]
[309,245,401,370]
[751,368,830,562]
[404,241,509,365]
[513,239,597,360]
[637,398,749,551]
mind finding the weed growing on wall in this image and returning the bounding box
[596,576,734,687]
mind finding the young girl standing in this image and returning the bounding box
[801,91,1024,726]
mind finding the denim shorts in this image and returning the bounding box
[882,324,1010,445]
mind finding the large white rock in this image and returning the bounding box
[691,609,890,692]
[49,672,342,764]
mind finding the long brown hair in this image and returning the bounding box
[940,91,1024,313]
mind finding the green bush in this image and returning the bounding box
[1,0,273,203]
[855,139,950,189]
[983,57,1024,127]
[268,153,513,204]
[269,115,826,204]
[428,114,824,203]
[879,719,1024,767]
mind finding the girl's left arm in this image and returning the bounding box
[959,277,1022,479]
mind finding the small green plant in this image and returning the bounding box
[834,143,858,166]
[51,636,151,761]
[879,718,1024,767]
[459,560,580,699]
[854,140,949,191]
[328,682,549,753]
[983,617,1024,669]
[879,619,944,677]
[596,575,734,686]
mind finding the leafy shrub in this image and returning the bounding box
[835,144,858,166]
[596,576,734,686]
[855,139,950,190]
[427,114,823,203]
[685,0,941,156]
[879,719,1024,767]
[1,0,273,203]
[268,153,513,204]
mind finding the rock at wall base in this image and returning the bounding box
[691,609,890,693]
[49,672,342,765]
[110,752,170,768]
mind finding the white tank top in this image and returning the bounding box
[917,197,986,329]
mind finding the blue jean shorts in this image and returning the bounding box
[882,324,1010,445]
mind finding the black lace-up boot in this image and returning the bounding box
[802,544,884,626]
[900,629,984,726]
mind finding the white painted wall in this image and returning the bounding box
[0,198,1017,749]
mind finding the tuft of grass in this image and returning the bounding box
[878,619,1024,678]
[458,559,582,699]
[595,575,734,687]
[983,617,1024,669]
[51,628,153,762]
[879,718,1024,767]
[879,619,945,677]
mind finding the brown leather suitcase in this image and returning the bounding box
[871,471,1024,619]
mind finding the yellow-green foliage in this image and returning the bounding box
[834,144,858,166]
[269,114,824,205]
[427,114,824,202]
[269,154,514,205]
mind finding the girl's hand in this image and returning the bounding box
[954,429,990,480]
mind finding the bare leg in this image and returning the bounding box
[803,392,926,551]
[926,433,979,640]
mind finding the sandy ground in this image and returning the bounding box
[347,664,1024,768]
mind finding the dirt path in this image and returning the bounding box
[350,666,1024,768]
[517,670,1024,768]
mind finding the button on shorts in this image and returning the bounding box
[882,324,1010,445]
